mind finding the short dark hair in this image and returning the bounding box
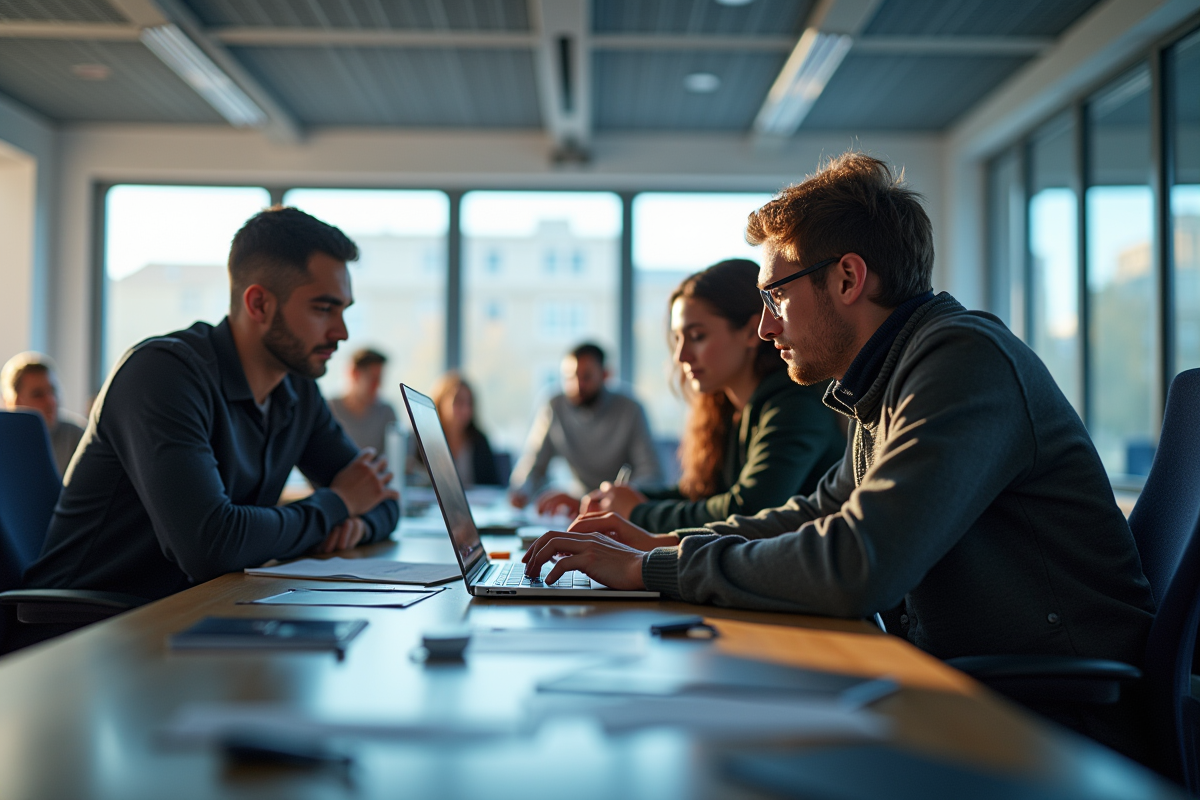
[351,348,387,370]
[569,342,606,368]
[228,205,359,312]
[746,152,934,308]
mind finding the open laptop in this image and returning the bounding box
[401,384,659,599]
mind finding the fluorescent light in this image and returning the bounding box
[684,72,721,93]
[753,28,852,136]
[140,23,267,127]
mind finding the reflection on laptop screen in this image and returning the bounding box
[402,385,484,573]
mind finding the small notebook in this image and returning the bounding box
[169,617,368,657]
[241,588,442,608]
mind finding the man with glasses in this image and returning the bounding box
[524,152,1154,757]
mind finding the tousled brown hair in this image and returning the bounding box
[745,152,933,308]
[671,259,785,500]
[431,371,483,439]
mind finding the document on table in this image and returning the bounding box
[468,629,648,657]
[245,557,461,586]
[240,587,445,608]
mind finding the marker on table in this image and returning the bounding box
[614,463,634,486]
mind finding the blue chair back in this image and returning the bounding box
[1127,368,1200,788]
[0,411,61,592]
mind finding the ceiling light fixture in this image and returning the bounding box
[140,23,267,127]
[714,0,755,6]
[684,72,721,93]
[71,63,112,81]
[753,28,852,136]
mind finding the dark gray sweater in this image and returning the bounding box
[642,294,1155,664]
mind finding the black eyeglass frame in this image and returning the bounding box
[759,255,842,319]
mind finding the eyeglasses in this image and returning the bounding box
[759,256,842,319]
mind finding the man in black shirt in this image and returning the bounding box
[24,207,400,601]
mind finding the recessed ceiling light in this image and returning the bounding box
[684,72,721,93]
[715,0,755,6]
[71,63,111,81]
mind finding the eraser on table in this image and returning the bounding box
[488,551,511,560]
[422,627,471,660]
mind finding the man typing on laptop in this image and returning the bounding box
[522,152,1154,754]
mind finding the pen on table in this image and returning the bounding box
[614,463,633,486]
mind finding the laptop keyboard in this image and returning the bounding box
[491,562,592,589]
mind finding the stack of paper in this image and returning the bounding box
[245,557,460,586]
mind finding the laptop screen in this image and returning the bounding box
[401,384,485,577]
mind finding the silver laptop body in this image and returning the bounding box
[401,384,660,599]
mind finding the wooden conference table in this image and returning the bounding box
[0,528,1183,799]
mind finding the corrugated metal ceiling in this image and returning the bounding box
[186,0,530,30]
[863,0,1105,38]
[593,0,810,36]
[0,0,124,22]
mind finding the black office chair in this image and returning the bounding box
[947,368,1200,789]
[0,410,146,652]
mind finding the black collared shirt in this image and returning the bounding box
[827,291,935,414]
[24,318,399,600]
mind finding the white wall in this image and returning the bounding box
[53,124,946,410]
[0,91,57,363]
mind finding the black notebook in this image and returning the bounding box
[169,617,368,658]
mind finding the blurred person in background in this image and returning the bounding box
[430,371,501,488]
[581,259,844,532]
[1,351,87,476]
[330,347,398,455]
[510,342,661,514]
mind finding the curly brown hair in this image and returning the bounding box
[671,259,785,500]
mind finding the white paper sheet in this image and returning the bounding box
[245,557,460,586]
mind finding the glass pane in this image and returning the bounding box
[282,189,448,413]
[461,191,622,455]
[631,192,773,444]
[987,149,1024,335]
[1086,65,1155,476]
[1171,28,1200,375]
[1027,112,1081,412]
[104,185,270,374]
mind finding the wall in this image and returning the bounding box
[0,91,57,363]
[52,125,946,411]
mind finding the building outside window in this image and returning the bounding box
[103,185,271,377]
[461,191,621,453]
[1171,29,1200,375]
[1027,112,1082,414]
[282,189,449,414]
[1084,65,1155,476]
[631,192,773,441]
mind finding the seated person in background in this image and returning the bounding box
[582,259,844,532]
[329,347,398,455]
[525,153,1154,756]
[24,207,400,602]
[431,372,501,488]
[509,342,661,515]
[1,352,87,476]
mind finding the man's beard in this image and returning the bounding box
[779,282,856,386]
[263,311,329,379]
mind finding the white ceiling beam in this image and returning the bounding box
[0,20,1052,59]
[753,0,884,141]
[0,21,141,40]
[106,0,302,144]
[529,0,591,162]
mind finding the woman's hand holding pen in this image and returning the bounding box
[580,483,648,517]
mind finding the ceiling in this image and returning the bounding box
[0,0,1105,139]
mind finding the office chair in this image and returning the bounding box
[0,410,146,652]
[947,368,1200,789]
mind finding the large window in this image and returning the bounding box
[1171,29,1200,375]
[1086,66,1155,475]
[1027,113,1082,413]
[631,193,772,440]
[282,189,448,414]
[103,185,270,374]
[986,149,1024,335]
[461,192,622,453]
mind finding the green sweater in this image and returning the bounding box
[642,294,1155,665]
[629,370,844,532]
